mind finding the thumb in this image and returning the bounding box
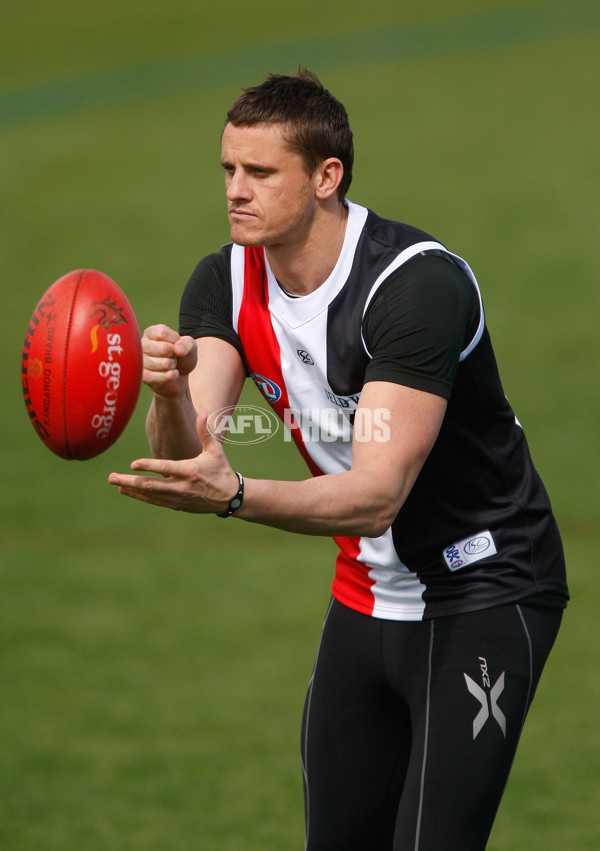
[196,411,221,453]
[173,335,198,376]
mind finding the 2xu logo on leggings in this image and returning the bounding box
[463,656,506,740]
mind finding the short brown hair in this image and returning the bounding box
[226,68,354,200]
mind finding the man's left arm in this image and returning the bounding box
[109,379,446,537]
[236,380,446,536]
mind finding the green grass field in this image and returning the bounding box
[2,0,599,847]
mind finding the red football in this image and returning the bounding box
[21,269,143,460]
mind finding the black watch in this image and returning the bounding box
[217,471,244,518]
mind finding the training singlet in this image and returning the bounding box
[180,201,568,620]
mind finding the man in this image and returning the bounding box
[109,69,568,849]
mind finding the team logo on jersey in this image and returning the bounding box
[443,530,497,572]
[251,373,282,403]
[464,657,507,739]
[296,349,314,365]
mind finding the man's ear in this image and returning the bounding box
[315,158,344,200]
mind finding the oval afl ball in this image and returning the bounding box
[21,269,143,460]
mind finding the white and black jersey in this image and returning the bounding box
[180,201,568,620]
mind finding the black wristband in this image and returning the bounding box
[217,471,244,518]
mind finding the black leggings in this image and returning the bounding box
[301,599,563,850]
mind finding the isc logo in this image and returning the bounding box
[464,537,491,555]
[443,531,497,572]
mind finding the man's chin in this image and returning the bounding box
[230,232,264,248]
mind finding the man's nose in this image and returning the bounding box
[227,170,251,201]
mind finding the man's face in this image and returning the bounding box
[221,122,317,249]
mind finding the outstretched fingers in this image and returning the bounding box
[108,458,180,493]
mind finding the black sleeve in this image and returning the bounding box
[362,251,480,399]
[178,245,245,360]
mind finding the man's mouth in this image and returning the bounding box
[229,207,255,219]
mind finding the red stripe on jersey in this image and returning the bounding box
[332,535,376,615]
[237,247,376,614]
[237,247,321,477]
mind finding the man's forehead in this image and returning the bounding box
[221,122,295,156]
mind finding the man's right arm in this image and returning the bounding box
[143,325,246,460]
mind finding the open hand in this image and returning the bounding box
[108,413,240,515]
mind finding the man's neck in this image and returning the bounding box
[265,201,349,297]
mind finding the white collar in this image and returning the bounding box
[265,200,368,329]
